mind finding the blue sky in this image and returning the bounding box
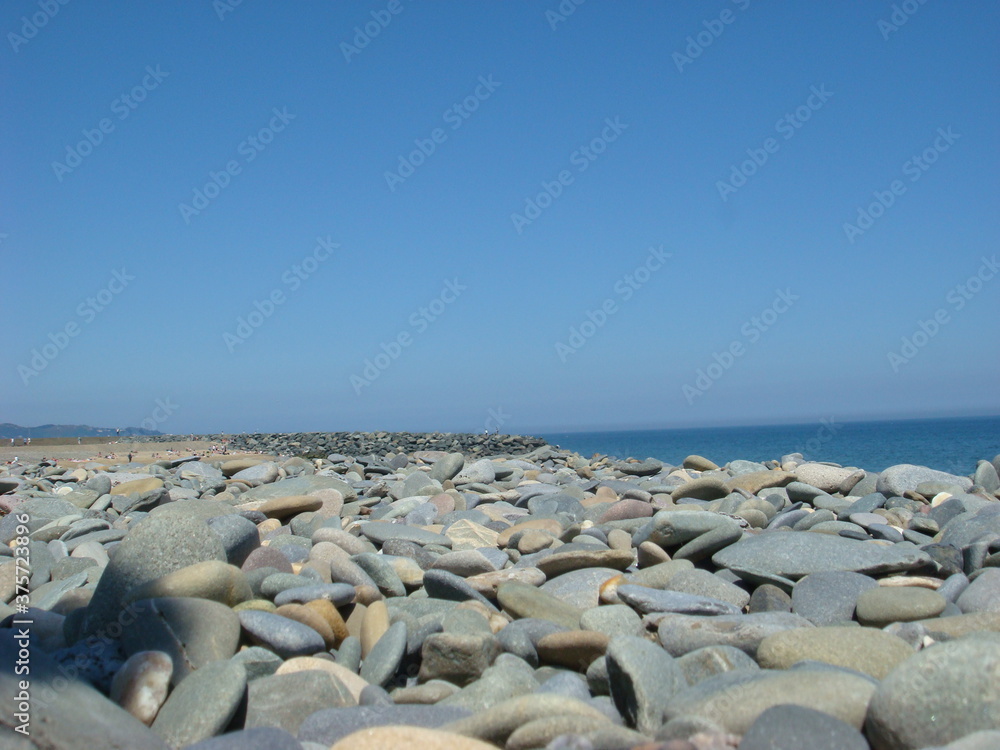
[2,0,998,435]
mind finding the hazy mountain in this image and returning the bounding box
[0,423,162,438]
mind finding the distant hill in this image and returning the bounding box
[0,423,162,439]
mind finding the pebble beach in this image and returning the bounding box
[2,433,1000,750]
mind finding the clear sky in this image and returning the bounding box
[2,1,998,435]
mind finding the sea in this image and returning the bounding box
[538,415,1000,475]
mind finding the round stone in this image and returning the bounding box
[110,651,172,725]
[866,635,1000,749]
[150,660,247,748]
[238,609,326,658]
[855,586,947,627]
[535,630,610,670]
[757,625,915,679]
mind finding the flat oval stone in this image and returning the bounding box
[256,494,323,519]
[535,630,610,670]
[124,560,252,607]
[663,665,876,733]
[855,586,947,627]
[617,584,742,616]
[757,625,915,679]
[712,532,931,579]
[535,548,633,578]
[359,522,452,549]
[497,582,582,629]
[273,582,355,607]
[360,621,408,687]
[657,611,815,658]
[238,609,326,658]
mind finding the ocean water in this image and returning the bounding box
[539,416,1000,475]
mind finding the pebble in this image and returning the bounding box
[329,725,495,750]
[756,624,915,679]
[855,586,947,627]
[110,650,173,725]
[605,635,687,734]
[739,704,870,750]
[238,609,326,658]
[791,570,879,625]
[360,620,408,686]
[419,632,501,685]
[497,581,583,629]
[663,664,876,734]
[245,669,354,734]
[150,660,247,748]
[712,532,930,579]
[657,611,815,657]
[866,635,1000,749]
[7,436,1000,749]
[535,629,610,670]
